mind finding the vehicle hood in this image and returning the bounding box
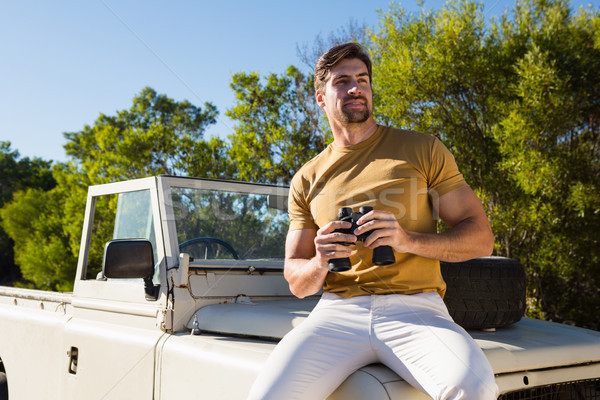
[189,298,600,374]
[471,317,600,373]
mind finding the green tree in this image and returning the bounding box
[226,66,330,184]
[0,142,55,285]
[64,86,223,182]
[1,186,75,290]
[296,19,370,71]
[0,142,55,204]
[1,88,223,290]
[370,0,600,328]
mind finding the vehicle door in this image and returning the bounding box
[60,178,167,400]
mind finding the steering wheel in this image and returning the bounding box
[178,237,239,260]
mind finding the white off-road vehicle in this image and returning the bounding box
[0,175,598,399]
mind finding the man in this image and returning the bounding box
[247,43,498,400]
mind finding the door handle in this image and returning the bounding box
[67,347,78,374]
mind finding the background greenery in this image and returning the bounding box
[1,0,598,329]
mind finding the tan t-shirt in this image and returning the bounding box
[288,126,468,298]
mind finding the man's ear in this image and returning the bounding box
[315,90,326,108]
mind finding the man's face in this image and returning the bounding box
[316,58,373,125]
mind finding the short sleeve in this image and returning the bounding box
[427,138,468,197]
[288,173,319,231]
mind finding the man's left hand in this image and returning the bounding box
[354,210,413,254]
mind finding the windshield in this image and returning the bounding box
[171,187,289,261]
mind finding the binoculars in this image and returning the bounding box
[328,206,396,272]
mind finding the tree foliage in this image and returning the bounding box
[226,66,330,184]
[370,0,600,328]
[0,142,55,285]
[1,185,75,291]
[0,142,55,204]
[296,19,370,71]
[64,87,224,182]
[1,88,222,290]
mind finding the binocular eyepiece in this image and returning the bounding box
[328,206,396,272]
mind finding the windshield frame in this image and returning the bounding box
[156,176,289,271]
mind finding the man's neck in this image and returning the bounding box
[331,119,379,147]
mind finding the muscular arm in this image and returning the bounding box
[410,186,494,261]
[358,186,494,262]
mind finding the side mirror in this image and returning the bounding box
[103,239,159,301]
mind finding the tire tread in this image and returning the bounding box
[441,257,526,330]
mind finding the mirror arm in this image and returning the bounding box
[144,278,159,301]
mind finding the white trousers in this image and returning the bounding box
[247,292,498,400]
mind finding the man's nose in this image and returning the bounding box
[347,80,362,95]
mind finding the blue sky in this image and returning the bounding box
[0,0,594,163]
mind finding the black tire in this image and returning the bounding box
[0,371,7,400]
[441,257,526,330]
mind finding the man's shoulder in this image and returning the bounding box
[380,126,438,144]
[290,144,332,188]
[378,126,442,157]
[293,144,332,177]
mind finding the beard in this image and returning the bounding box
[336,95,372,124]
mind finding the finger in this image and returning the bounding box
[365,236,390,249]
[356,210,375,225]
[356,210,395,225]
[362,231,380,248]
[363,228,395,248]
[318,223,356,244]
[315,239,353,251]
[316,231,356,245]
[319,220,352,235]
[316,243,352,258]
[325,248,352,259]
[354,219,395,236]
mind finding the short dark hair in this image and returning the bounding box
[314,42,373,93]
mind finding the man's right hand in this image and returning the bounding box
[314,221,356,268]
[283,221,356,298]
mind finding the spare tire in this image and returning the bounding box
[441,257,526,330]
